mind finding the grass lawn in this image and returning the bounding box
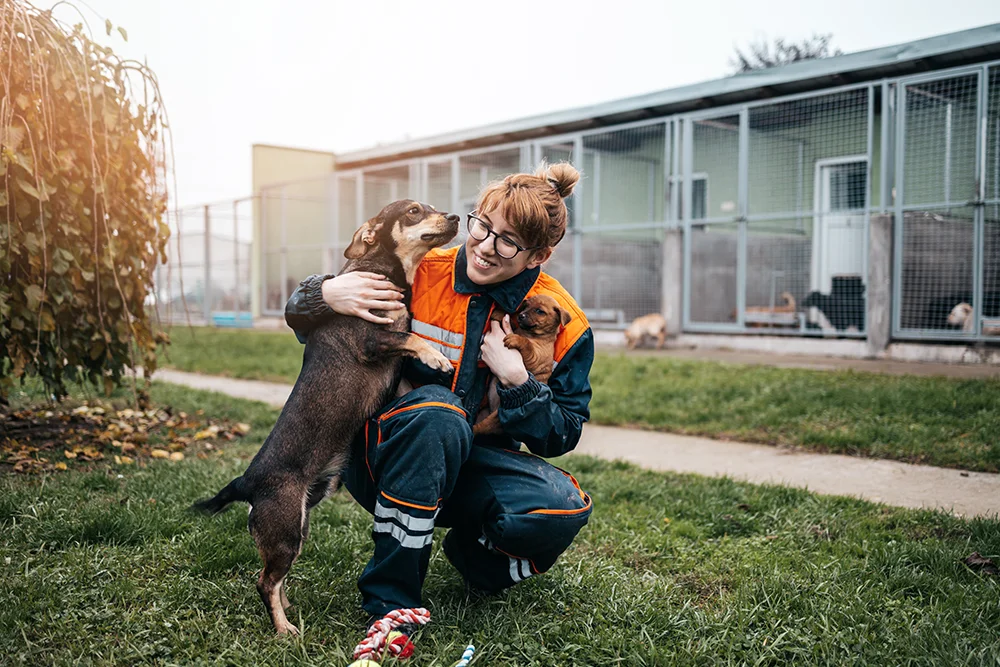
[158,326,1000,472]
[2,381,1000,665]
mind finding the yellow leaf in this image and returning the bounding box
[54,462,67,471]
[64,450,77,459]
[120,456,134,465]
[168,452,184,462]
[194,426,219,440]
[235,423,251,435]
[150,449,169,459]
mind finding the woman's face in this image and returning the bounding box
[463,209,551,286]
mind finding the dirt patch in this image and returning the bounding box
[1,400,250,475]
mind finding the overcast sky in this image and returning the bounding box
[63,0,1000,208]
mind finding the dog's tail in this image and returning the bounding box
[191,476,249,515]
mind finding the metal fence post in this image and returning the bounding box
[681,118,693,331]
[203,204,211,324]
[572,135,584,301]
[232,199,240,323]
[892,82,907,338]
[736,107,749,328]
[450,156,460,220]
[279,186,288,309]
[972,65,989,338]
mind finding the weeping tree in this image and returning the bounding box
[731,34,842,73]
[1,0,171,403]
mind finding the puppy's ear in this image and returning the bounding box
[558,306,572,327]
[344,218,385,259]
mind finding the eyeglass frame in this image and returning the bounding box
[466,212,545,260]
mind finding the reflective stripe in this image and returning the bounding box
[508,557,533,583]
[375,502,439,533]
[412,319,464,347]
[373,521,434,549]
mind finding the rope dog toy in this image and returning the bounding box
[347,607,431,666]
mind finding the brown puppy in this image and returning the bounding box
[192,200,458,635]
[624,313,668,349]
[473,294,571,435]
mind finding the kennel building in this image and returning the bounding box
[158,24,1000,353]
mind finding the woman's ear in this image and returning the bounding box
[525,247,552,270]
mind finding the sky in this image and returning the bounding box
[61,0,1000,208]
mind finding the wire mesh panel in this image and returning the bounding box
[745,89,870,336]
[686,114,741,325]
[896,72,985,338]
[581,124,666,230]
[577,229,663,325]
[425,161,454,212]
[159,208,206,322]
[336,174,359,252]
[743,220,813,332]
[688,221,739,324]
[156,200,255,325]
[459,148,521,210]
[362,164,415,220]
[898,208,976,332]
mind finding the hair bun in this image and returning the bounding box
[541,162,579,199]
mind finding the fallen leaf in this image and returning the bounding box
[150,449,169,459]
[964,552,999,576]
[235,423,251,435]
[168,452,184,462]
[54,462,67,471]
[64,450,77,459]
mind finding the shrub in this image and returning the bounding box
[1,1,170,401]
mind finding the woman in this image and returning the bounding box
[285,162,594,659]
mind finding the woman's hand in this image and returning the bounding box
[321,272,405,325]
[481,315,529,388]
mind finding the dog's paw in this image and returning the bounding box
[275,620,300,636]
[418,347,454,373]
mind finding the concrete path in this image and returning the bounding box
[154,369,1000,518]
[602,346,1000,379]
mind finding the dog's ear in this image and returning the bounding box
[344,219,381,259]
[557,306,572,327]
[345,201,410,259]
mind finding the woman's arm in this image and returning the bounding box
[284,272,405,342]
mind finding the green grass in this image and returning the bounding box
[159,325,306,384]
[2,381,1000,665]
[157,326,1000,472]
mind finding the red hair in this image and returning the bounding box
[476,162,580,249]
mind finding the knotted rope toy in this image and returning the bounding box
[347,607,430,667]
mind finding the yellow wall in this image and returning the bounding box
[251,144,336,316]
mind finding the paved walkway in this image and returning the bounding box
[155,369,1000,518]
[605,346,1000,379]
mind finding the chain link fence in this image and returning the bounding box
[155,198,253,326]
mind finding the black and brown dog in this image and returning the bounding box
[193,200,459,635]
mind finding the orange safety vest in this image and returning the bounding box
[408,247,590,391]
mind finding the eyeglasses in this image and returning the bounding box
[466,213,543,260]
